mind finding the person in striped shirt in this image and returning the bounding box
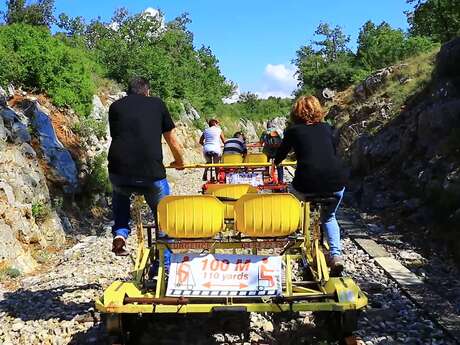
[223,132,247,156]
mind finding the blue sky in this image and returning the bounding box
[1,0,413,98]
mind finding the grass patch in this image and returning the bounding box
[31,201,51,223]
[0,266,21,279]
[382,47,440,117]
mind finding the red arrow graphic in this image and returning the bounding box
[202,282,248,289]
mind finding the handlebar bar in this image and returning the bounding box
[166,161,297,169]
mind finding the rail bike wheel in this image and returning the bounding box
[104,314,135,345]
[313,310,359,340]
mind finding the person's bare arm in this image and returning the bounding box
[163,130,184,170]
[199,133,205,146]
[220,132,226,144]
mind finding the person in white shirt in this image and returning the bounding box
[199,119,225,181]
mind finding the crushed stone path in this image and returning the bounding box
[0,169,457,345]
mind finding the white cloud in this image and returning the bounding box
[108,22,120,31]
[223,64,298,102]
[223,89,240,104]
[143,7,160,18]
[255,64,298,99]
[108,7,165,33]
[255,90,293,99]
[265,64,297,86]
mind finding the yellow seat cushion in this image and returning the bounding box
[157,196,224,238]
[244,153,268,163]
[204,184,258,219]
[222,153,244,164]
[234,194,301,237]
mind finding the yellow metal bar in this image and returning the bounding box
[155,247,165,298]
[163,240,302,251]
[292,285,322,294]
[285,255,293,297]
[318,250,330,282]
[165,161,297,169]
[97,276,368,315]
[134,248,151,283]
[302,203,312,264]
[96,300,364,314]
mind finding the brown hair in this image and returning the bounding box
[291,95,325,125]
[208,119,219,127]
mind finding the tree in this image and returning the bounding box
[238,92,259,113]
[356,20,434,70]
[57,13,86,36]
[55,8,232,116]
[313,23,351,62]
[293,23,360,92]
[357,21,407,70]
[3,0,55,27]
[407,0,460,42]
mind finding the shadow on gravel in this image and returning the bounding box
[0,283,101,322]
[68,322,105,345]
[69,312,340,345]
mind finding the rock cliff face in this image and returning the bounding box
[0,91,209,272]
[0,104,65,273]
[332,38,460,257]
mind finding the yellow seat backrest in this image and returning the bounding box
[222,153,244,164]
[158,196,224,238]
[204,184,258,219]
[244,153,268,164]
[234,194,301,237]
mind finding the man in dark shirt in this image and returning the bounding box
[108,77,184,255]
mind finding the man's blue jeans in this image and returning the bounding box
[289,186,345,257]
[110,175,170,239]
[110,174,172,267]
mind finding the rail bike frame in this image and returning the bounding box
[200,161,293,192]
[96,187,367,317]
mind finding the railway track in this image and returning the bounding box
[0,169,458,344]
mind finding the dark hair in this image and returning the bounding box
[233,131,244,139]
[128,77,150,95]
[208,119,219,127]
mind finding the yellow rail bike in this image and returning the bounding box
[96,163,367,344]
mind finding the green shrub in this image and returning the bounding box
[165,98,184,121]
[0,23,98,116]
[86,153,111,194]
[0,266,21,279]
[72,117,107,139]
[31,201,51,222]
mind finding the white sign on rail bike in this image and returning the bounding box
[226,172,264,187]
[166,254,282,297]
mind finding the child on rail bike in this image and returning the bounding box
[274,95,347,274]
[199,119,225,181]
[260,120,284,183]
